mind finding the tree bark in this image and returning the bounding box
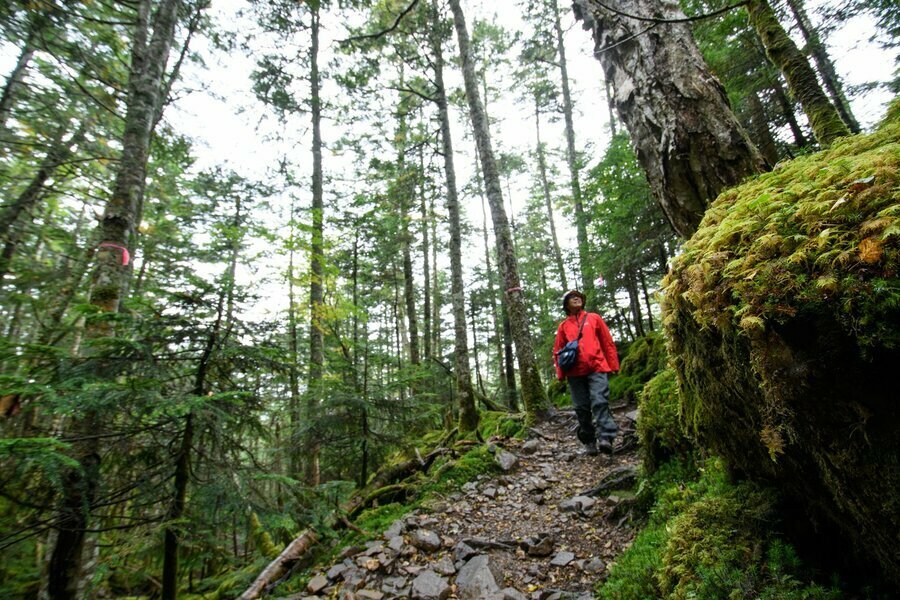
[430,1,477,430]
[573,0,768,238]
[418,142,431,361]
[772,77,808,147]
[0,31,36,134]
[747,90,780,165]
[534,95,568,291]
[747,0,849,146]
[48,1,183,596]
[449,0,548,422]
[552,0,595,301]
[784,0,860,134]
[306,3,324,487]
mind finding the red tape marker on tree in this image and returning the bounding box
[98,242,131,266]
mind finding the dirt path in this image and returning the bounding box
[293,405,639,600]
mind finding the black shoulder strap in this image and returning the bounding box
[576,313,588,340]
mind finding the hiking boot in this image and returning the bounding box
[582,441,599,456]
[597,439,614,455]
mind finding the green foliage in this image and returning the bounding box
[477,410,525,439]
[610,332,668,403]
[600,459,841,599]
[636,369,693,473]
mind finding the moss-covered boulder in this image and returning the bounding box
[610,332,668,403]
[636,369,693,473]
[663,108,900,584]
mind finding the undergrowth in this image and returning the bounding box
[599,459,843,600]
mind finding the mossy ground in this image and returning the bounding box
[599,459,842,600]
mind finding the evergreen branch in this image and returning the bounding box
[339,0,421,46]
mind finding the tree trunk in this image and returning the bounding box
[48,1,183,596]
[625,274,645,338]
[0,122,87,279]
[0,27,37,133]
[784,0,860,133]
[449,0,548,422]
[638,268,654,332]
[604,78,618,136]
[747,90,780,165]
[772,77,808,147]
[573,0,767,238]
[306,3,324,488]
[746,0,849,146]
[287,209,302,479]
[430,0,477,431]
[419,143,431,361]
[552,0,595,301]
[534,95,567,291]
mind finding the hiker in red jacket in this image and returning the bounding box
[553,290,620,455]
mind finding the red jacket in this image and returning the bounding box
[553,310,620,380]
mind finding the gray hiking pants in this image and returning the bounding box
[568,372,617,444]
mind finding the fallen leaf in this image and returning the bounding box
[859,237,883,263]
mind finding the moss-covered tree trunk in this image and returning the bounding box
[573,0,768,238]
[306,3,323,487]
[747,0,849,146]
[48,0,183,597]
[429,0,477,432]
[449,0,548,422]
[784,0,860,134]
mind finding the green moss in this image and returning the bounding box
[636,369,693,473]
[477,410,525,439]
[610,332,668,403]
[600,459,841,599]
[662,101,900,583]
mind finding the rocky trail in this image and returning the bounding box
[289,405,640,600]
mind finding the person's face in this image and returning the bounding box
[567,295,583,313]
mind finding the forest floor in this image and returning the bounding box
[288,404,640,600]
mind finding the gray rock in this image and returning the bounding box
[549,551,575,567]
[410,528,442,552]
[521,439,541,454]
[483,486,497,498]
[384,519,406,539]
[462,481,478,493]
[326,563,348,581]
[456,555,501,599]
[524,534,555,557]
[625,409,639,423]
[356,555,381,571]
[306,574,328,594]
[387,535,405,552]
[492,588,528,600]
[357,590,385,600]
[410,570,451,600]
[381,575,409,594]
[582,557,606,573]
[342,569,367,591]
[558,496,596,514]
[453,540,478,562]
[494,449,519,472]
[432,555,457,576]
[526,477,550,492]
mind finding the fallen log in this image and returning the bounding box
[238,531,318,600]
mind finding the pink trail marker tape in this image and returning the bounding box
[98,242,131,266]
[506,286,522,293]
